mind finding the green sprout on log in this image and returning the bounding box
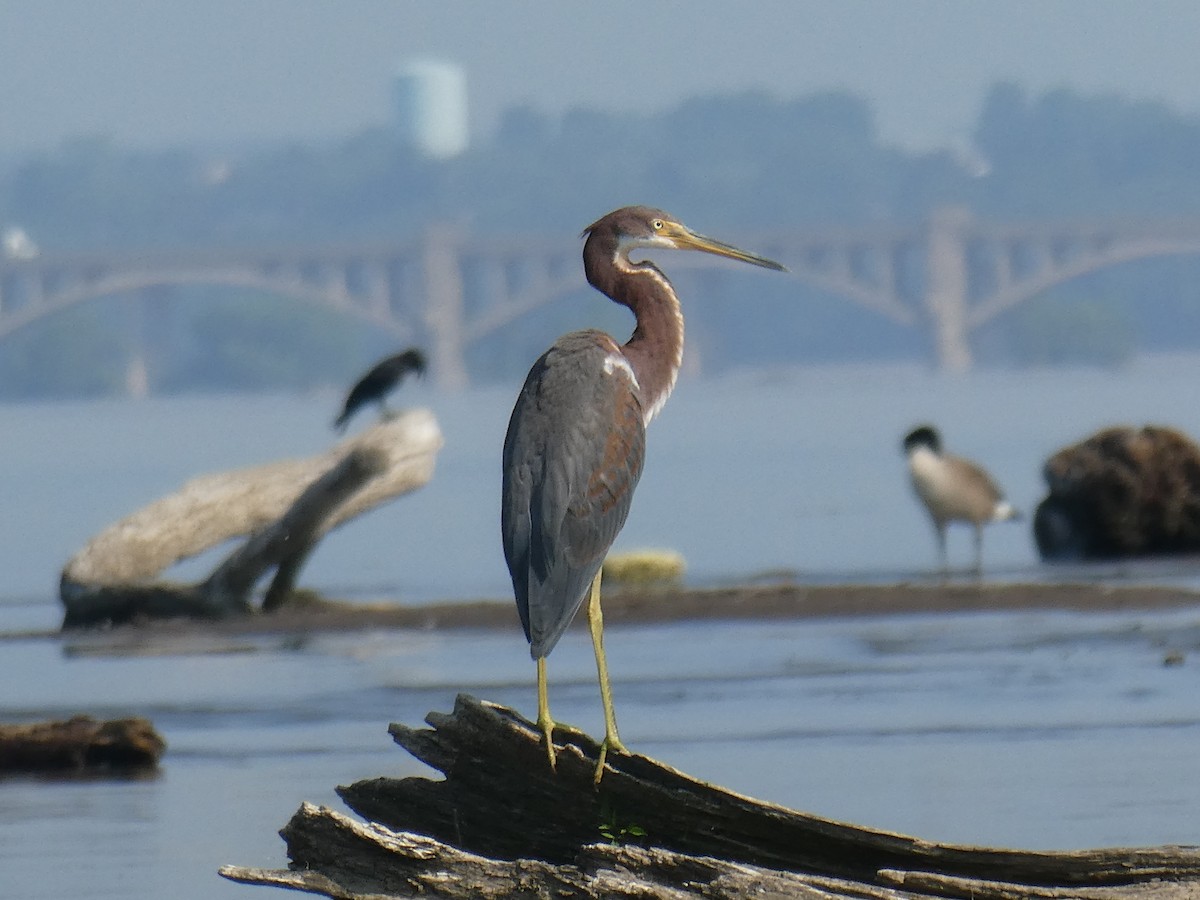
[597,796,648,847]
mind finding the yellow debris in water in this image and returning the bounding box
[602,549,686,585]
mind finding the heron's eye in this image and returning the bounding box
[652,219,664,231]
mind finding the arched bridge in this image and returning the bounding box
[5,208,1200,388]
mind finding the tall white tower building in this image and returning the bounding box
[392,59,469,159]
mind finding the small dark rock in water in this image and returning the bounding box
[1163,650,1186,667]
[1034,425,1200,561]
[0,716,166,775]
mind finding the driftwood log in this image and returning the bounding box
[60,409,443,629]
[0,716,165,774]
[221,694,1200,899]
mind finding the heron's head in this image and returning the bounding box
[583,206,786,272]
[903,425,942,456]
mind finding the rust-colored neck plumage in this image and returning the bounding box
[583,227,684,423]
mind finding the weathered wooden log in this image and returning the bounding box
[60,409,443,629]
[220,695,1200,899]
[0,715,165,773]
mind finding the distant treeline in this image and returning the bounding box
[3,83,1200,397]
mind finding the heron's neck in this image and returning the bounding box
[602,256,684,425]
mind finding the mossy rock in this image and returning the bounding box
[603,550,686,586]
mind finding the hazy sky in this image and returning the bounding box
[4,1,1200,156]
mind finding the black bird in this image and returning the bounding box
[333,348,427,432]
[501,206,785,783]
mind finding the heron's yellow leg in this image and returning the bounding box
[587,571,627,783]
[536,656,557,771]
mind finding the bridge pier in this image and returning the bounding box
[124,286,175,398]
[924,207,973,373]
[421,226,470,391]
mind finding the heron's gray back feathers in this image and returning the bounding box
[502,330,646,659]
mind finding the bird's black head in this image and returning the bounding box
[399,348,428,377]
[903,425,942,456]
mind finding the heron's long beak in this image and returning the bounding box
[669,227,788,272]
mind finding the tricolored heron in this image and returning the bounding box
[902,424,1020,574]
[501,206,785,782]
[333,348,427,432]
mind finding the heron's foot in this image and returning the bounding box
[535,717,596,770]
[549,719,591,740]
[537,714,558,771]
[593,733,629,785]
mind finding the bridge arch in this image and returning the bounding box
[0,266,417,342]
[460,273,584,344]
[966,237,1200,329]
[453,240,925,351]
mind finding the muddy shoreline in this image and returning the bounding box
[26,580,1200,648]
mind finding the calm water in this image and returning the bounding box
[4,356,1200,899]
